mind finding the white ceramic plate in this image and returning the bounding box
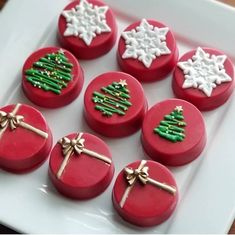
[0,0,235,233]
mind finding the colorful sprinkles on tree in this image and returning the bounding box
[25,49,73,94]
[154,106,186,142]
[92,80,132,117]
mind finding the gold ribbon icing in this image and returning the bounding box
[0,112,23,130]
[0,103,48,139]
[56,132,112,179]
[119,160,177,208]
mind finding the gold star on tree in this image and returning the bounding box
[175,106,183,112]
[58,48,65,54]
[118,79,127,87]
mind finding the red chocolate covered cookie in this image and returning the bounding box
[117,18,178,82]
[172,47,234,110]
[141,99,206,166]
[0,103,52,173]
[112,160,178,227]
[22,47,84,108]
[58,0,117,59]
[84,71,147,137]
[49,132,114,199]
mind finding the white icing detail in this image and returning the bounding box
[175,106,183,112]
[178,47,232,97]
[121,18,171,68]
[58,48,65,54]
[62,0,111,46]
[118,79,127,87]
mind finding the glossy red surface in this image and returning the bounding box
[49,132,114,199]
[172,47,234,110]
[58,0,117,59]
[117,19,178,82]
[112,160,178,227]
[0,104,52,172]
[84,71,147,137]
[141,99,206,166]
[22,47,84,108]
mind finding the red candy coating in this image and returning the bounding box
[0,104,52,173]
[49,132,114,199]
[141,99,206,166]
[84,71,147,137]
[172,47,234,110]
[117,19,178,82]
[58,0,117,59]
[112,160,178,227]
[22,47,84,108]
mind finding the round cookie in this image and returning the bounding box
[84,71,148,137]
[112,160,178,227]
[49,132,114,199]
[58,0,117,59]
[117,18,178,82]
[0,103,52,173]
[172,47,234,110]
[141,99,206,166]
[22,47,84,108]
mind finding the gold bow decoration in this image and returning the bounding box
[60,134,85,156]
[56,132,112,179]
[125,166,149,185]
[119,160,177,208]
[0,103,48,140]
[0,111,24,130]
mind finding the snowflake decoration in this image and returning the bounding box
[62,0,111,46]
[121,18,171,68]
[178,47,232,97]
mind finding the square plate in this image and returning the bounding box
[0,0,235,233]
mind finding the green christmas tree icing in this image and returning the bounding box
[92,80,132,117]
[25,49,73,94]
[154,106,186,142]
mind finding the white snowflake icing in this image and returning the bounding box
[62,0,111,46]
[121,18,171,68]
[178,47,232,97]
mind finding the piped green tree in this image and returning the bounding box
[154,106,186,142]
[92,80,132,117]
[25,49,73,94]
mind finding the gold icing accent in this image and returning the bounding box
[56,132,111,179]
[0,103,48,139]
[119,160,176,208]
